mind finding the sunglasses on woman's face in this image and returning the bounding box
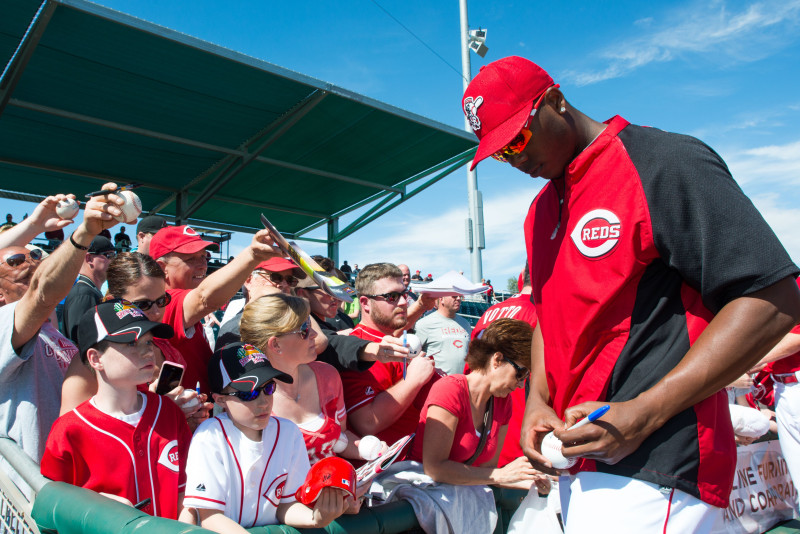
[3,248,43,268]
[504,357,530,381]
[257,271,299,287]
[279,319,311,340]
[223,381,277,401]
[130,293,171,311]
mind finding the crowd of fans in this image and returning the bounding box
[0,184,798,533]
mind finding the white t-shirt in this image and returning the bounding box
[183,413,309,528]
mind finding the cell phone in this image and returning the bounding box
[154,362,184,395]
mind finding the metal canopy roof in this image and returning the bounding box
[0,0,477,248]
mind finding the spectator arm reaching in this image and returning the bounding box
[182,229,278,326]
[0,195,74,250]
[749,331,800,373]
[400,293,437,334]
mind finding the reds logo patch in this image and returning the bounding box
[453,340,464,349]
[265,474,288,506]
[463,96,484,132]
[158,440,179,472]
[569,209,621,258]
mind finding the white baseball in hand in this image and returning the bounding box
[404,334,422,357]
[333,431,349,453]
[541,431,576,469]
[114,190,142,224]
[176,389,200,410]
[358,435,382,461]
[56,198,79,220]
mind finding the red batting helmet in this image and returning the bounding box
[295,456,356,505]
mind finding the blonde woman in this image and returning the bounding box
[240,294,381,465]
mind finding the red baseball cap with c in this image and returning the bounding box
[148,225,218,260]
[462,56,555,170]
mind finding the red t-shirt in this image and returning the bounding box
[162,288,212,395]
[342,324,438,445]
[409,374,511,466]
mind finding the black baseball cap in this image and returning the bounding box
[136,215,168,235]
[88,236,115,254]
[77,299,174,359]
[209,342,292,394]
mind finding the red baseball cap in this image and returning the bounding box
[462,56,555,170]
[148,225,218,260]
[254,257,306,279]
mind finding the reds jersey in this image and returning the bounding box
[183,414,309,528]
[471,293,538,340]
[342,324,439,444]
[40,392,191,519]
[525,116,798,507]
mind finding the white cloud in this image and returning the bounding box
[750,193,800,264]
[723,139,800,187]
[562,0,800,85]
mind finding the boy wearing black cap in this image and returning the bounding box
[40,300,192,520]
[181,342,349,531]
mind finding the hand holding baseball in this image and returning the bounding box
[81,182,124,235]
[30,194,77,231]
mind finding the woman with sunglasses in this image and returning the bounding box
[61,253,210,428]
[240,293,381,466]
[408,318,547,492]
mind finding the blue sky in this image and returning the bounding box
[3,0,800,289]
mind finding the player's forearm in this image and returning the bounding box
[636,277,800,430]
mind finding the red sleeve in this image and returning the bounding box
[341,364,385,414]
[40,416,76,484]
[424,376,467,419]
[163,289,192,342]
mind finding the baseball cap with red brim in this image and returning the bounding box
[254,257,307,279]
[148,225,219,260]
[462,56,556,170]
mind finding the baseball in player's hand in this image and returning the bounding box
[557,399,656,466]
[310,487,348,527]
[519,399,567,476]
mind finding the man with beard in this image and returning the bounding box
[341,263,439,444]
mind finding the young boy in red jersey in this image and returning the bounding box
[41,299,192,519]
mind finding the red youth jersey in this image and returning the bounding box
[342,323,439,444]
[162,288,212,394]
[40,392,191,519]
[525,116,798,506]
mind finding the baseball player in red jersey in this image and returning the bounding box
[464,56,800,532]
[41,300,191,519]
[472,266,538,467]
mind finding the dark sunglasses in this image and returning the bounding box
[93,251,116,260]
[4,248,43,268]
[257,271,299,287]
[223,381,277,402]
[505,357,530,381]
[279,319,311,340]
[130,293,171,311]
[363,290,410,305]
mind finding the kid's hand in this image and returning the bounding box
[311,487,347,527]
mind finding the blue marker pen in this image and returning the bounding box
[567,405,610,430]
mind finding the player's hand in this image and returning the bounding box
[311,487,347,527]
[520,400,567,476]
[29,194,76,232]
[405,352,435,386]
[81,182,124,235]
[246,229,280,262]
[492,456,538,485]
[557,400,658,466]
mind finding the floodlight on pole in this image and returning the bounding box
[468,28,489,58]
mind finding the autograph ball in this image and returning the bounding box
[359,435,382,461]
[541,431,576,469]
[56,198,79,220]
[114,190,142,224]
[404,334,422,357]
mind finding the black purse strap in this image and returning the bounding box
[466,396,494,465]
